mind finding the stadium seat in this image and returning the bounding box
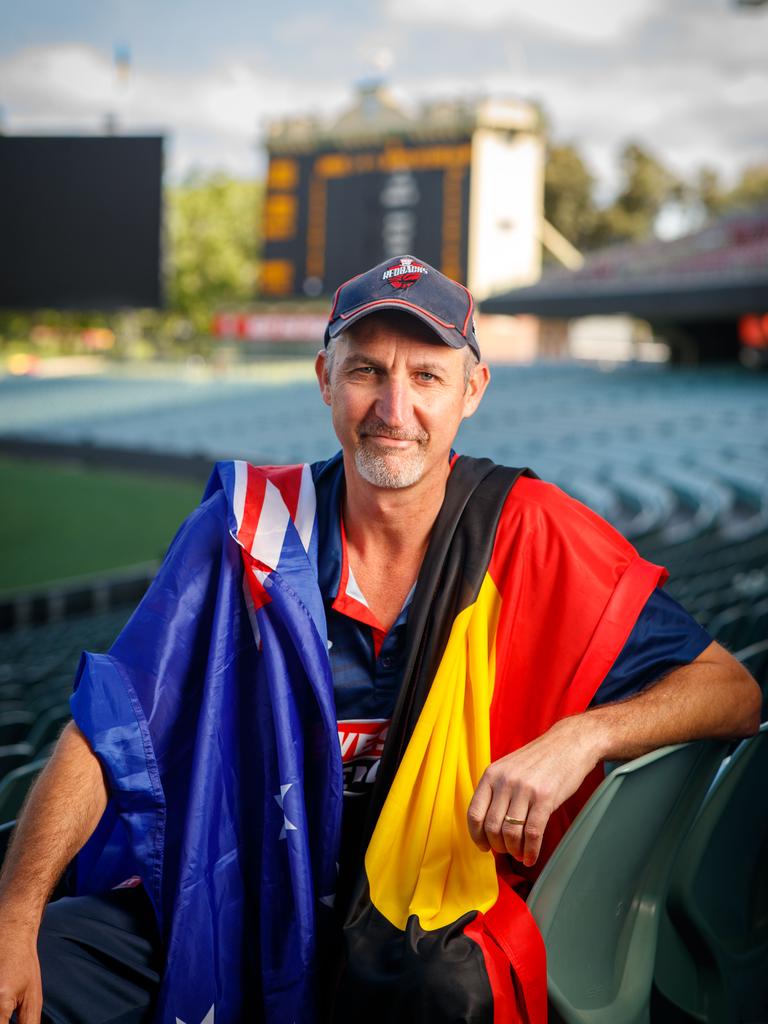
[30,689,74,717]
[0,683,26,703]
[0,758,48,822]
[744,597,768,650]
[526,740,727,1024]
[735,639,768,706]
[0,742,36,780]
[0,819,14,865]
[654,722,768,1024]
[705,605,752,650]
[0,709,35,745]
[25,704,71,754]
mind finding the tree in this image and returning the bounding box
[726,163,768,211]
[543,143,598,252]
[588,142,681,247]
[694,166,727,218]
[167,174,263,331]
[684,162,768,225]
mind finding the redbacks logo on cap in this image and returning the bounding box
[382,256,428,291]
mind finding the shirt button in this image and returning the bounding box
[380,655,395,668]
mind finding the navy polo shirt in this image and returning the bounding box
[311,454,712,799]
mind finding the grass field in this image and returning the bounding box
[0,457,205,592]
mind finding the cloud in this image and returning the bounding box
[1,0,765,193]
[385,0,655,42]
[0,44,349,177]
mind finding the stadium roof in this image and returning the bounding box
[483,206,768,319]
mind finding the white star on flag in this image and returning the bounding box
[176,1005,214,1024]
[274,783,298,839]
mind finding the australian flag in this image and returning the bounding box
[70,461,343,1023]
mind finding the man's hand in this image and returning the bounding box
[0,721,108,1024]
[0,922,42,1024]
[467,641,760,867]
[467,717,597,866]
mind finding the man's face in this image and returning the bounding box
[315,312,489,491]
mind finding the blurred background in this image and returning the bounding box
[0,0,767,865]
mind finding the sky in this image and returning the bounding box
[1,0,766,197]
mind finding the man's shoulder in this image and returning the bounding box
[309,451,344,484]
[487,463,636,555]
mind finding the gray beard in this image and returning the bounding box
[353,438,428,489]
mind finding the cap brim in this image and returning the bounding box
[327,302,467,351]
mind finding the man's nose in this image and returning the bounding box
[375,377,411,427]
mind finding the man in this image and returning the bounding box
[0,256,760,1024]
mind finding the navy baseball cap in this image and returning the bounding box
[324,255,480,359]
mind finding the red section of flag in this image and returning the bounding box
[257,464,304,521]
[238,464,268,556]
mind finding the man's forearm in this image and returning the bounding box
[468,641,761,864]
[580,639,761,764]
[0,720,108,928]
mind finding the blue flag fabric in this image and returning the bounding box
[70,461,343,1024]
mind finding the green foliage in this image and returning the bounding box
[694,166,727,218]
[167,173,263,331]
[668,161,768,224]
[544,144,768,255]
[543,144,597,253]
[588,142,682,247]
[726,163,768,211]
[544,141,681,253]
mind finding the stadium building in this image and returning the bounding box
[260,82,545,302]
[484,205,768,364]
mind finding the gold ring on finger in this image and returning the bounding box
[503,816,526,826]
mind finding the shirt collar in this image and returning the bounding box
[313,449,456,617]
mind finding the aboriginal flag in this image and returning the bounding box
[333,457,666,1024]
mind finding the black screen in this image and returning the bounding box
[0,136,163,309]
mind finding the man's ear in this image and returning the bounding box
[462,362,491,420]
[315,350,332,407]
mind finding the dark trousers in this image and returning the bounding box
[35,887,161,1024]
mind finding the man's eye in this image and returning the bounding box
[417,372,436,382]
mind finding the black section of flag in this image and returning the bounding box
[331,457,536,1020]
[334,895,491,1023]
[368,458,535,826]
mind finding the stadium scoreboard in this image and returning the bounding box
[263,140,471,298]
[262,90,544,301]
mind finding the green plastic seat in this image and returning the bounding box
[25,704,71,754]
[0,709,35,745]
[735,639,768,721]
[0,742,35,779]
[0,758,48,822]
[526,740,727,1024]
[654,722,768,1024]
[0,819,14,865]
[736,637,768,689]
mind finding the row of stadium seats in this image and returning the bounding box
[0,606,132,821]
[529,724,768,1023]
[4,367,767,551]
